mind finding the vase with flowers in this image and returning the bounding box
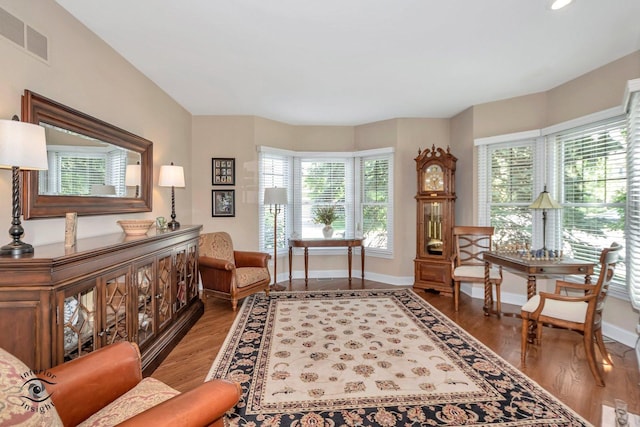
[312,205,338,238]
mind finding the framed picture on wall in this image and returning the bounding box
[212,158,235,185]
[212,189,235,217]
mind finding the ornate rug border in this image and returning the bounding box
[206,288,592,426]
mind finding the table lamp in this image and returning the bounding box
[0,117,48,256]
[158,162,185,230]
[264,187,287,289]
[529,185,562,251]
[125,162,141,197]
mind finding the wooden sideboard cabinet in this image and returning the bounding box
[0,225,203,375]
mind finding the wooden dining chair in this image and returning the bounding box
[520,242,622,386]
[451,226,503,312]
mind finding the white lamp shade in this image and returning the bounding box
[529,190,562,209]
[158,164,185,187]
[264,187,287,205]
[125,164,141,186]
[0,119,48,170]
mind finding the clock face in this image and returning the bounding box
[423,164,444,191]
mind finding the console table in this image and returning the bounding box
[0,225,203,375]
[482,251,595,316]
[288,238,364,285]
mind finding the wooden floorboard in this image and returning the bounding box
[151,278,640,426]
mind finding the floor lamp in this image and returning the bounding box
[264,187,287,290]
[0,117,48,256]
[529,185,562,251]
[159,162,185,230]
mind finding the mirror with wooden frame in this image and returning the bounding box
[21,90,153,219]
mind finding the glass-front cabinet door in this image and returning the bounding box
[60,281,98,363]
[174,248,188,313]
[157,253,173,332]
[100,267,130,346]
[135,261,155,347]
[186,244,198,302]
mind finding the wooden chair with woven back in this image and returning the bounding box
[520,242,622,386]
[198,232,271,311]
[451,226,503,312]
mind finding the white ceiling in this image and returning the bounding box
[56,0,640,126]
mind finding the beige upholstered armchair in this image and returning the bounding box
[199,232,271,311]
[521,243,622,386]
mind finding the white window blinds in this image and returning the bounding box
[477,140,536,247]
[627,85,640,310]
[359,154,393,253]
[259,150,291,253]
[551,116,627,289]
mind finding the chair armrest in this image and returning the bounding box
[117,380,241,427]
[45,342,143,427]
[450,254,458,273]
[554,280,594,294]
[199,256,235,271]
[234,250,271,268]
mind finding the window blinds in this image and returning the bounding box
[627,90,640,310]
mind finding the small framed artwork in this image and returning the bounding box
[212,189,235,217]
[212,158,235,185]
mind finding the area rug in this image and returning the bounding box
[206,289,591,426]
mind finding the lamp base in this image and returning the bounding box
[0,240,34,256]
[168,220,180,230]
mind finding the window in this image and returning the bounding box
[38,145,127,196]
[258,147,393,257]
[478,113,628,294]
[358,155,393,252]
[626,80,640,310]
[478,140,536,247]
[551,118,627,282]
[258,150,291,254]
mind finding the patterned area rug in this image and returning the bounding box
[206,289,591,426]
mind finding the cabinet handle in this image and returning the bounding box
[155,294,162,299]
[98,330,105,337]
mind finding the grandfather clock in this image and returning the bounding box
[414,145,457,295]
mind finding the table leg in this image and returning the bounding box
[361,245,365,279]
[304,247,309,287]
[483,261,492,316]
[288,246,293,284]
[527,274,537,342]
[526,275,536,300]
[348,247,353,282]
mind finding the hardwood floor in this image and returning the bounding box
[151,279,640,426]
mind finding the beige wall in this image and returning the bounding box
[0,1,192,245]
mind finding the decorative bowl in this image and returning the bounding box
[117,219,155,236]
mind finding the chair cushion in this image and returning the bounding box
[236,267,270,288]
[453,265,501,281]
[521,295,588,324]
[200,232,234,263]
[0,347,63,426]
[79,377,179,427]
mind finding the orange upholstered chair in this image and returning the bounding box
[199,232,271,311]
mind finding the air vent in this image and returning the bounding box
[0,7,48,63]
[0,7,24,47]
[26,25,47,61]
